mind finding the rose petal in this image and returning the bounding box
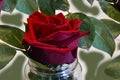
[28,46,77,65]
[30,41,77,54]
[42,30,81,47]
[27,23,37,40]
[55,31,90,47]
[28,11,49,23]
[38,31,58,41]
[69,19,83,29]
[23,37,77,54]
[28,20,58,39]
[49,13,66,25]
[22,32,31,45]
[57,20,72,31]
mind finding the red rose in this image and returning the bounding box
[22,11,89,65]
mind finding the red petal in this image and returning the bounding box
[28,46,77,65]
[29,41,77,54]
[49,13,66,25]
[69,19,83,29]
[28,20,58,39]
[28,11,49,23]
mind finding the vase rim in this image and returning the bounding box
[28,59,79,77]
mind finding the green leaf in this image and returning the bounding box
[67,13,88,20]
[16,0,38,15]
[28,72,41,80]
[79,21,95,49]
[29,59,50,70]
[101,19,120,39]
[0,25,24,49]
[53,0,69,11]
[67,13,115,55]
[105,0,117,3]
[0,43,16,69]
[2,0,17,13]
[105,56,120,79]
[99,0,120,22]
[90,17,115,56]
[67,13,95,49]
[87,0,94,5]
[38,0,55,15]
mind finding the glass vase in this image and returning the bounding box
[24,59,82,80]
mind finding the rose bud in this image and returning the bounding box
[22,11,89,66]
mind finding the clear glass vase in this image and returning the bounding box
[24,59,82,80]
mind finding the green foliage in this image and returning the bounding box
[90,17,115,56]
[67,13,115,55]
[99,0,120,22]
[28,72,41,80]
[37,0,55,15]
[52,0,69,11]
[87,0,94,5]
[0,25,24,49]
[105,56,120,79]
[0,44,16,69]
[2,0,17,12]
[16,0,38,15]
[79,21,95,49]
[101,19,120,39]
[1,0,70,15]
[105,0,117,3]
[38,0,69,15]
[29,59,50,70]
[67,13,95,49]
[1,0,38,14]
